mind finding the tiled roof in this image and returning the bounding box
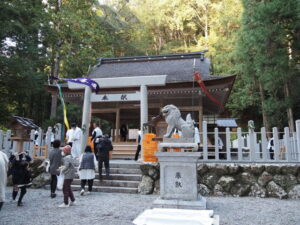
[12,116,39,129]
[89,51,221,83]
[216,118,238,127]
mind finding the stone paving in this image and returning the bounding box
[1,188,300,225]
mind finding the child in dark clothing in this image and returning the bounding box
[16,161,32,206]
[9,152,32,206]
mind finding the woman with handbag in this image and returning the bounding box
[78,145,97,195]
[58,145,76,208]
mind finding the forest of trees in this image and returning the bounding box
[0,0,299,131]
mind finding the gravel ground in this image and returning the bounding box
[1,188,300,225]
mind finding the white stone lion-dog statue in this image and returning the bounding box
[161,104,194,138]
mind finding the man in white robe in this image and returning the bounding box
[0,151,8,211]
[66,123,82,158]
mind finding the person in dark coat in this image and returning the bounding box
[95,134,113,181]
[134,131,141,161]
[49,139,62,198]
[120,124,127,142]
[9,152,32,206]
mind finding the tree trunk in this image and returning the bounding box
[204,2,209,48]
[285,41,295,132]
[51,0,62,83]
[284,82,295,132]
[258,80,271,137]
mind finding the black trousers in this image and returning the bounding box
[0,202,3,211]
[134,145,141,161]
[93,143,98,160]
[12,185,27,203]
[269,148,274,160]
[50,175,57,194]
[98,156,109,179]
[81,179,94,191]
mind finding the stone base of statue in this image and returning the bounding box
[153,151,206,210]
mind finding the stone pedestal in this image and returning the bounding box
[133,208,219,225]
[153,152,206,210]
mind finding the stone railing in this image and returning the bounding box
[138,163,300,199]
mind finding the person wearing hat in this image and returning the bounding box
[66,123,82,158]
[58,145,76,208]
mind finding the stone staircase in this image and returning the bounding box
[71,160,142,194]
[111,142,137,159]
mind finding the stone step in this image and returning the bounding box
[112,152,136,159]
[73,179,139,188]
[112,151,136,156]
[75,173,142,181]
[111,144,137,159]
[112,155,135,160]
[109,161,140,169]
[72,160,142,194]
[97,168,141,174]
[76,167,141,175]
[71,184,138,194]
[113,145,137,150]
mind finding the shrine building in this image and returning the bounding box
[46,51,235,151]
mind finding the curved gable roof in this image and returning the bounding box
[89,51,216,83]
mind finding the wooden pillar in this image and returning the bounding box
[115,108,120,142]
[50,93,58,118]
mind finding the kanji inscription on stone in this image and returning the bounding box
[175,172,182,188]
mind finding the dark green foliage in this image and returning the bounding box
[1,0,299,130]
[0,0,50,126]
[231,0,300,129]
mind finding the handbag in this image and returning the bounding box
[45,159,50,173]
[57,172,65,190]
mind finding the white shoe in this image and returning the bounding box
[69,201,77,206]
[58,203,69,208]
[80,189,85,196]
[86,191,91,195]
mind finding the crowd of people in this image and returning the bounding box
[0,122,114,211]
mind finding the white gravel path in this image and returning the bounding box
[1,188,299,225]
